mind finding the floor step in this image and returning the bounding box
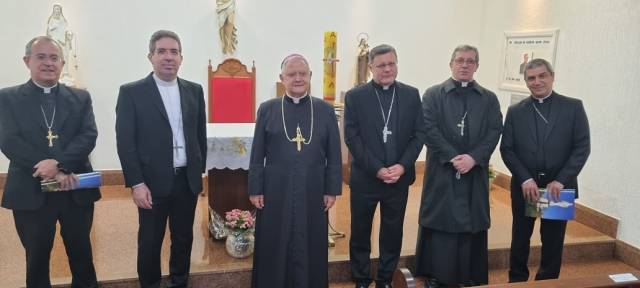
[59,240,616,288]
[329,259,637,288]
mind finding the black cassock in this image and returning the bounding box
[249,95,342,288]
[415,78,502,286]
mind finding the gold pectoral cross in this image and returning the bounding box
[46,129,58,147]
[292,125,306,152]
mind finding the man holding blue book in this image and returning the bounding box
[0,36,101,287]
[501,58,591,282]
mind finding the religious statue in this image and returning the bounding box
[355,33,370,86]
[46,4,77,86]
[217,0,238,55]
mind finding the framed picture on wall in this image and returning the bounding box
[499,29,559,92]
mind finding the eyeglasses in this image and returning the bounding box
[453,58,477,66]
[373,62,397,70]
[32,53,61,63]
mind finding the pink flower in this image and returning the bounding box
[224,209,255,230]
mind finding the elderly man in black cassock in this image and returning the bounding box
[415,45,503,287]
[248,54,342,288]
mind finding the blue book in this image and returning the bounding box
[525,189,576,220]
[41,172,102,192]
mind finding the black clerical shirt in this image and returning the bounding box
[372,81,399,166]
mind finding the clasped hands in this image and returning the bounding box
[33,159,78,191]
[522,179,564,203]
[377,164,405,184]
[451,154,475,175]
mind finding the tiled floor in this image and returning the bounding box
[0,180,618,287]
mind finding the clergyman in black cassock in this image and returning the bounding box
[249,54,342,288]
[501,59,590,282]
[0,36,100,287]
[344,44,426,288]
[415,45,502,287]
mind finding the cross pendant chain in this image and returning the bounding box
[374,88,396,144]
[382,126,392,143]
[457,111,468,136]
[292,125,306,152]
[281,96,314,152]
[40,105,57,147]
[46,128,58,147]
[457,121,465,136]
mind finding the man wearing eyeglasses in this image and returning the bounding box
[0,36,100,287]
[344,44,426,288]
[415,44,502,287]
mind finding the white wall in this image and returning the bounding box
[2,0,638,247]
[477,0,640,247]
[0,0,484,171]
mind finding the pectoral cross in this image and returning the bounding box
[457,111,468,136]
[292,125,306,152]
[457,120,465,136]
[173,145,184,154]
[382,126,392,143]
[46,129,58,147]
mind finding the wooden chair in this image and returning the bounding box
[208,58,256,123]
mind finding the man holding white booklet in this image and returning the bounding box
[500,58,591,283]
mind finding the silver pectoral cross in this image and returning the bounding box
[382,126,392,143]
[457,120,465,136]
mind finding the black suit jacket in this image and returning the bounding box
[500,92,590,197]
[0,81,101,210]
[344,81,426,188]
[115,73,207,197]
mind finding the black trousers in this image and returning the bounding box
[349,182,409,284]
[509,191,568,282]
[13,193,97,288]
[137,170,198,288]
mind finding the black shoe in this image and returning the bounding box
[375,282,392,288]
[355,282,370,288]
[425,278,441,288]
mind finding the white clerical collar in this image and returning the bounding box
[153,73,178,87]
[532,91,553,103]
[451,77,473,87]
[286,93,308,104]
[33,80,58,93]
[373,81,394,90]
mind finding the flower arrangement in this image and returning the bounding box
[224,209,255,232]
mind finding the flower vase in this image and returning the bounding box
[225,229,255,258]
